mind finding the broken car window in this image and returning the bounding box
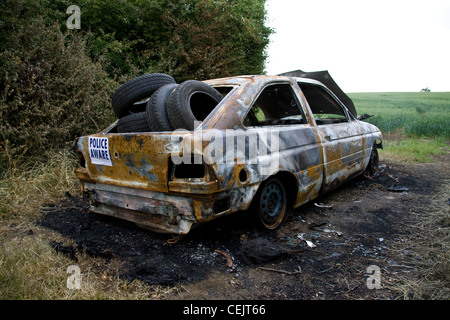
[243,83,306,127]
[298,83,348,125]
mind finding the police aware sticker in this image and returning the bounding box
[89,137,112,166]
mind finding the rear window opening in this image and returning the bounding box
[190,92,221,121]
[213,86,234,97]
[187,86,234,122]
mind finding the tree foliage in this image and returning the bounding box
[77,0,272,80]
[0,0,272,165]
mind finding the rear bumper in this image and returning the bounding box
[83,182,196,234]
[82,182,259,234]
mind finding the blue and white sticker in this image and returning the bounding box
[88,137,112,166]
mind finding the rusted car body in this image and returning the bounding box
[74,75,382,234]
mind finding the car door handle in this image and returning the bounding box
[324,135,331,142]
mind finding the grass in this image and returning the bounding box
[0,150,79,220]
[387,185,450,299]
[0,226,164,299]
[349,92,449,162]
[0,150,181,299]
[380,137,448,163]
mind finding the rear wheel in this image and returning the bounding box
[255,178,287,229]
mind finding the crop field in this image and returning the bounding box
[348,92,449,162]
[349,92,450,139]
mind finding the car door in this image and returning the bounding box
[242,82,324,206]
[298,82,365,192]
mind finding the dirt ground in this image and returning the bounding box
[38,155,449,300]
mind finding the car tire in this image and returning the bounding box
[116,112,151,133]
[112,73,176,119]
[363,147,379,179]
[166,80,223,130]
[146,83,178,132]
[253,178,287,230]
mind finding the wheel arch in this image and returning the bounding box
[270,171,298,209]
[251,170,298,210]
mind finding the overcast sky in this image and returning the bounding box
[265,0,450,92]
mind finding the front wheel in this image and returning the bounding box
[255,178,287,230]
[363,147,379,179]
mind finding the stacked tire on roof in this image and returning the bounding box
[112,73,224,132]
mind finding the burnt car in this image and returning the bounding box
[74,72,382,234]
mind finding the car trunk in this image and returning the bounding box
[74,130,205,234]
[74,131,187,193]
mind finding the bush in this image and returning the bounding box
[0,0,273,167]
[0,0,116,166]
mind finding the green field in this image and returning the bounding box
[348,92,450,139]
[348,92,449,162]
